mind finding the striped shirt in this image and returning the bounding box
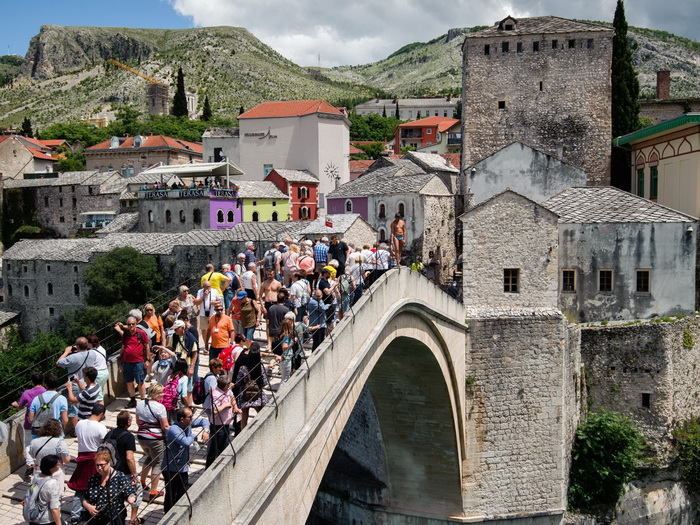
[77,384,100,420]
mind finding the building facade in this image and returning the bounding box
[461,16,613,185]
[614,113,700,218]
[265,169,319,220]
[393,117,460,154]
[85,135,203,175]
[355,96,459,120]
[0,135,57,180]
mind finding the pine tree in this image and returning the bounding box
[201,95,212,121]
[611,0,640,138]
[394,101,400,119]
[21,117,33,138]
[171,67,188,118]
[382,105,387,118]
[416,111,422,119]
[239,106,245,116]
[611,0,641,190]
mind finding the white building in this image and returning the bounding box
[355,97,459,120]
[203,100,350,210]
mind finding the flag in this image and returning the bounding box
[325,218,333,228]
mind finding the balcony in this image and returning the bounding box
[447,133,462,145]
[138,186,239,200]
[400,130,422,139]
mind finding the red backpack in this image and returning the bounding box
[218,345,238,372]
[161,374,180,411]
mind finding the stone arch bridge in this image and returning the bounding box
[161,269,579,525]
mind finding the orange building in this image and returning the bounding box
[394,116,459,154]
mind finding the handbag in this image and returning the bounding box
[241,372,261,403]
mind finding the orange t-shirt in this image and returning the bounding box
[144,314,164,344]
[207,314,234,348]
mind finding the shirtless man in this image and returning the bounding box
[259,269,283,317]
[390,213,406,267]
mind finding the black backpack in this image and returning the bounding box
[192,372,214,405]
[31,393,60,435]
[263,250,277,270]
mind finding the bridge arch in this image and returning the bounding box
[161,270,467,525]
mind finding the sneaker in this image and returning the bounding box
[149,490,165,500]
[126,397,137,408]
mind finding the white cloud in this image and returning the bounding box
[167,0,700,66]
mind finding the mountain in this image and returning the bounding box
[1,23,699,130]
[0,25,375,129]
[324,24,700,99]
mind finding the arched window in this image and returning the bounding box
[271,211,278,222]
[397,202,405,217]
[127,165,135,177]
[379,228,386,241]
[252,211,259,222]
[120,165,127,177]
[166,210,172,223]
[24,285,29,297]
[110,137,120,149]
[378,202,386,218]
[298,186,309,200]
[193,209,202,225]
[74,284,80,296]
[47,283,53,295]
[272,201,277,207]
[300,206,310,219]
[227,210,234,223]
[345,199,353,213]
[180,210,186,223]
[148,210,154,223]
[217,209,224,223]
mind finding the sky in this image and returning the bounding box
[2,0,699,68]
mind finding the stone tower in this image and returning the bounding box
[461,16,613,185]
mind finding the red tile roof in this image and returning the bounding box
[398,116,459,132]
[349,160,374,171]
[26,146,56,161]
[349,144,363,154]
[86,135,202,154]
[440,153,461,169]
[239,100,343,119]
[39,139,69,147]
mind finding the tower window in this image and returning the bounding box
[501,42,509,53]
[532,41,539,52]
[551,39,558,49]
[568,39,576,48]
[504,269,519,293]
[484,44,490,55]
[516,42,522,53]
[498,101,506,109]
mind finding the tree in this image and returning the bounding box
[568,410,644,512]
[355,142,385,159]
[611,0,640,138]
[394,101,400,119]
[201,95,212,121]
[171,67,188,118]
[382,105,387,118]
[83,247,162,307]
[416,111,422,119]
[56,148,86,172]
[611,0,641,190]
[239,106,245,116]
[21,117,33,138]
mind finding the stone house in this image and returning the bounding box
[460,190,560,308]
[544,186,697,322]
[0,135,57,180]
[203,100,350,208]
[2,171,126,238]
[85,135,203,175]
[296,214,377,248]
[465,141,587,205]
[614,112,700,218]
[327,158,458,281]
[393,117,460,154]
[461,16,613,185]
[264,168,319,220]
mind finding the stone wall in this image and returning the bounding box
[640,99,700,126]
[462,27,613,185]
[462,190,559,308]
[580,316,700,462]
[464,309,578,518]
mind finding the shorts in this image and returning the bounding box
[131,480,143,508]
[138,438,165,477]
[198,315,210,331]
[68,383,80,417]
[394,235,404,241]
[243,326,255,341]
[123,361,146,384]
[95,369,109,402]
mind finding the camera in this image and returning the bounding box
[204,309,210,316]
[70,345,78,353]
[69,376,75,382]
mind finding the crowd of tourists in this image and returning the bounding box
[17,228,427,525]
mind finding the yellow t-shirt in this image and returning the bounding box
[201,271,228,295]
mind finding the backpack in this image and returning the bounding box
[242,372,261,403]
[299,279,311,306]
[192,372,214,405]
[31,393,60,435]
[263,250,277,271]
[339,274,353,295]
[161,374,180,411]
[99,429,124,468]
[22,477,50,522]
[218,345,236,372]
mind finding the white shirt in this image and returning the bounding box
[241,270,255,290]
[196,288,221,317]
[75,419,107,453]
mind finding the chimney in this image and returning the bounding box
[657,70,670,100]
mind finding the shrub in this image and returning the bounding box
[568,410,644,512]
[675,418,700,493]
